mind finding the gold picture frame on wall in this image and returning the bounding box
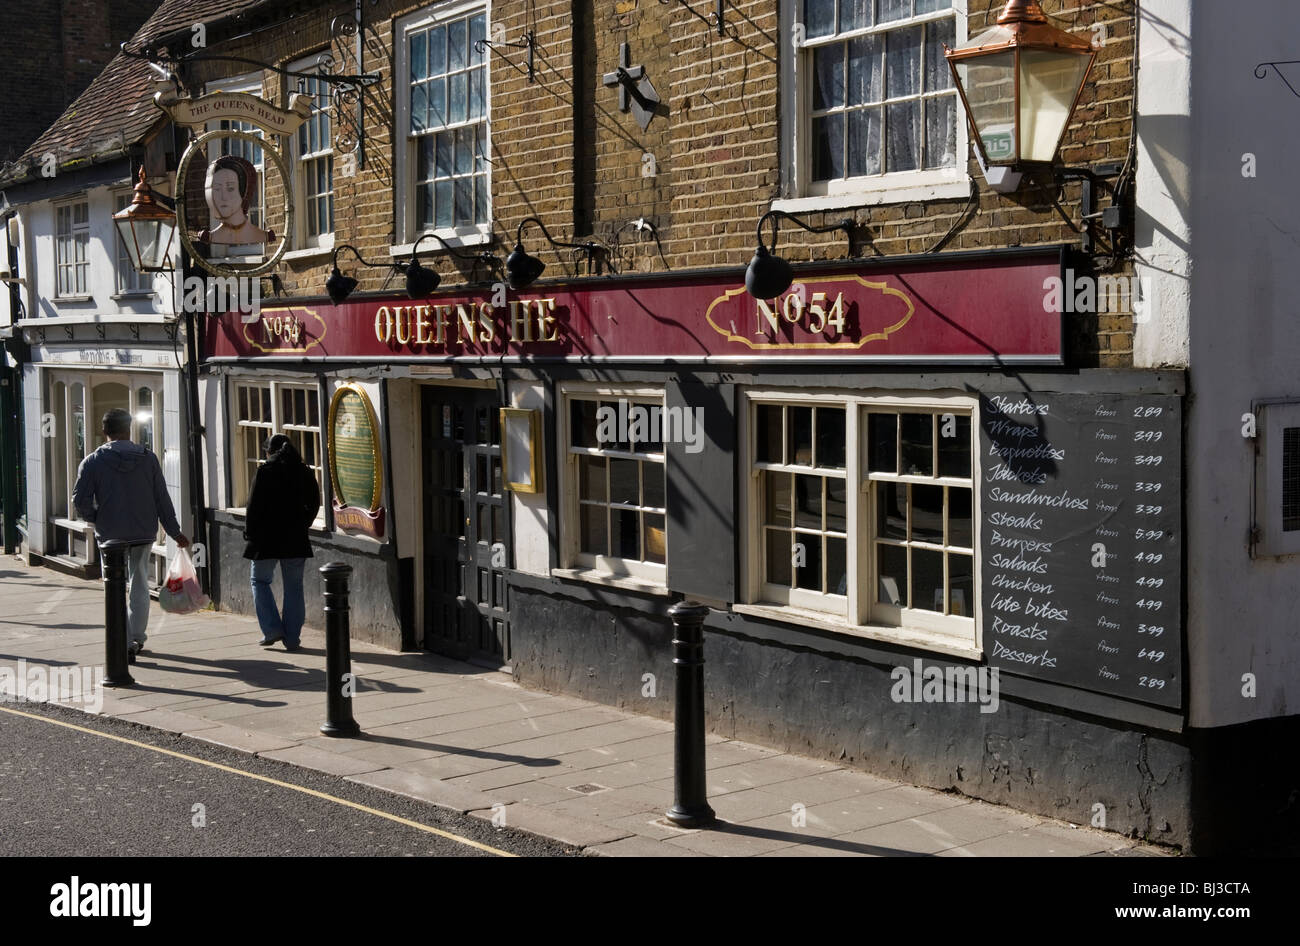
[328,383,384,513]
[500,408,543,494]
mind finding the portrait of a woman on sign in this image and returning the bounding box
[197,154,274,246]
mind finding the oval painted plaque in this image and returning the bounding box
[328,385,382,512]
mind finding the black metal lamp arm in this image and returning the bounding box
[517,217,617,275]
[757,211,854,255]
[333,243,397,272]
[411,232,501,270]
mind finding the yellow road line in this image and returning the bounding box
[0,704,516,857]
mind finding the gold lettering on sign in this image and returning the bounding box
[375,306,392,343]
[394,306,411,345]
[434,305,451,344]
[536,299,559,342]
[260,314,304,346]
[509,301,535,342]
[415,305,433,345]
[456,304,477,344]
[478,302,496,343]
[755,290,847,340]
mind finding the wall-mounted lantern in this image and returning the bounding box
[112,168,177,273]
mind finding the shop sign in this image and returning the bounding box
[328,384,385,539]
[206,249,1065,363]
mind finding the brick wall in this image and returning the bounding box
[186,0,1138,366]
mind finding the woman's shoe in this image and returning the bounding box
[258,634,283,646]
[283,642,301,653]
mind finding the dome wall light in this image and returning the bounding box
[404,232,503,298]
[745,211,855,300]
[325,244,396,305]
[507,217,618,291]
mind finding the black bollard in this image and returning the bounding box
[665,600,714,827]
[319,561,360,737]
[100,540,134,688]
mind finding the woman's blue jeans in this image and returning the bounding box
[250,558,307,645]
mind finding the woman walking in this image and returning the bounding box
[244,434,321,650]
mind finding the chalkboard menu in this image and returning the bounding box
[979,392,1181,708]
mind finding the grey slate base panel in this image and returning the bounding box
[509,585,1197,850]
[208,517,405,651]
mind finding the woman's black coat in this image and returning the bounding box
[242,445,321,560]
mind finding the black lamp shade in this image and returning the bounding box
[405,259,441,298]
[506,242,546,290]
[745,245,794,300]
[326,267,358,305]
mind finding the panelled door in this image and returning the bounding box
[420,385,510,665]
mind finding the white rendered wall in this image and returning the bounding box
[508,379,549,576]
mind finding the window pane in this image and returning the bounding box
[912,547,944,612]
[474,174,488,224]
[812,113,845,181]
[766,529,793,586]
[614,508,640,559]
[643,462,665,509]
[915,0,951,11]
[816,407,846,468]
[886,99,921,172]
[435,181,453,227]
[912,484,944,542]
[879,0,912,23]
[645,514,666,564]
[937,413,971,478]
[610,458,639,504]
[579,455,606,502]
[794,474,822,529]
[469,14,486,65]
[788,406,813,465]
[900,413,933,475]
[840,0,872,31]
[429,25,447,75]
[410,31,427,82]
[812,45,845,110]
[449,72,468,124]
[436,132,454,177]
[826,537,848,596]
[886,26,922,98]
[847,107,883,177]
[826,478,847,533]
[449,19,467,72]
[580,505,607,555]
[571,400,600,447]
[456,125,474,173]
[925,19,955,93]
[847,34,883,105]
[868,413,898,473]
[428,76,447,127]
[877,543,907,606]
[876,481,906,539]
[765,472,792,526]
[794,532,822,590]
[948,553,973,617]
[757,405,783,463]
[949,486,972,548]
[805,0,835,38]
[924,95,957,169]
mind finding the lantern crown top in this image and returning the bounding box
[997,0,1048,25]
[949,0,1095,57]
[114,166,173,222]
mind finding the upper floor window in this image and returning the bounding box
[784,1,965,208]
[396,3,490,244]
[54,199,89,297]
[114,192,153,295]
[290,56,335,249]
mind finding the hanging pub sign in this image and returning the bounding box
[328,384,386,538]
[158,90,313,278]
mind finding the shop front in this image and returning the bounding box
[205,244,1192,842]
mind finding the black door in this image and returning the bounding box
[421,386,510,665]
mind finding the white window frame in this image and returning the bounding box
[738,389,980,656]
[229,379,325,528]
[113,190,155,296]
[393,0,492,252]
[776,0,969,214]
[204,72,274,263]
[287,52,335,254]
[54,197,90,298]
[557,383,668,587]
[1255,402,1300,557]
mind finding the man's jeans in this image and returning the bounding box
[100,543,153,648]
[250,558,307,645]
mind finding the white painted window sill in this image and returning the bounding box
[731,602,983,660]
[550,567,672,598]
[391,229,492,258]
[282,245,336,263]
[774,176,972,213]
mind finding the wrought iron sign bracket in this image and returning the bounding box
[1054,162,1127,257]
[475,30,536,83]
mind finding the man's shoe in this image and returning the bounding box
[283,642,301,653]
[258,635,283,646]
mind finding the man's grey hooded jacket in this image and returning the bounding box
[72,440,182,545]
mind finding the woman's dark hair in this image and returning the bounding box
[207,154,255,212]
[264,433,302,463]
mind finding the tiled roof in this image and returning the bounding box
[0,0,277,188]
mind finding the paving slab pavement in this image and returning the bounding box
[0,560,1174,858]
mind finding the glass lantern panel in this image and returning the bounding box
[955,51,1016,164]
[1019,49,1092,163]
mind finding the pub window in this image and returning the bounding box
[54,199,89,297]
[562,388,667,584]
[289,55,335,249]
[231,380,324,525]
[396,3,490,245]
[745,393,977,650]
[781,1,967,208]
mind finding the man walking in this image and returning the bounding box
[73,408,189,662]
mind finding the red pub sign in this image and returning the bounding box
[205,249,1064,363]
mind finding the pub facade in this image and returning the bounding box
[122,0,1298,853]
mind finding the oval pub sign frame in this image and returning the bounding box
[327,383,385,538]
